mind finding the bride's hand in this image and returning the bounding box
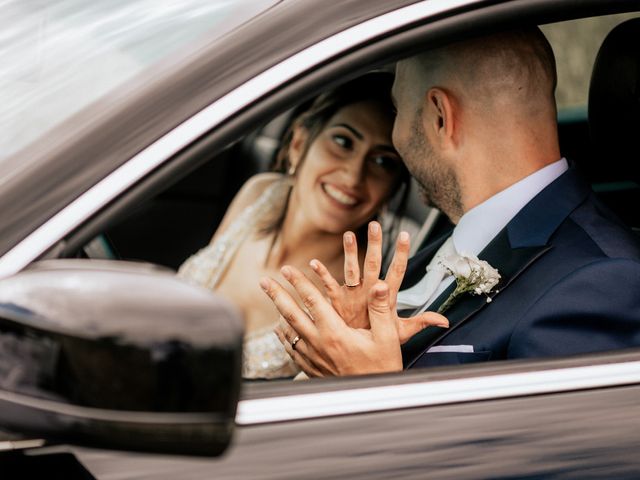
[309,221,382,330]
[310,221,447,343]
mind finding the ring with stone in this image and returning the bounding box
[291,335,301,350]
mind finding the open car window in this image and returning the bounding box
[40,7,640,391]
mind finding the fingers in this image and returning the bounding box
[280,265,343,333]
[385,231,410,294]
[274,317,299,347]
[398,312,449,344]
[275,325,326,377]
[260,276,318,344]
[309,258,341,298]
[363,221,383,287]
[367,281,398,340]
[343,232,360,287]
[290,338,334,376]
[283,339,326,377]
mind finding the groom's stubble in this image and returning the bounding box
[405,105,463,223]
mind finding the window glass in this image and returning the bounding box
[0,0,277,161]
[541,12,640,115]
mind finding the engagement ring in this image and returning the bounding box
[291,335,301,350]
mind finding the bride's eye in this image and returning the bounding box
[332,134,353,150]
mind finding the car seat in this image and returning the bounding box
[587,17,640,232]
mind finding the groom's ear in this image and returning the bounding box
[289,125,308,169]
[423,87,457,152]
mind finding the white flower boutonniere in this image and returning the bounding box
[437,252,501,314]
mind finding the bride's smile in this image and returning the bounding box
[321,183,360,208]
[287,100,403,235]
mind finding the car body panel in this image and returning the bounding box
[15,351,640,478]
[67,382,640,479]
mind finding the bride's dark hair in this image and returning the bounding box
[259,72,412,266]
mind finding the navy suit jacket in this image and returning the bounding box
[400,169,640,369]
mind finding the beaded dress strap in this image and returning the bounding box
[177,179,288,289]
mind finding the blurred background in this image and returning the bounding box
[542,12,640,110]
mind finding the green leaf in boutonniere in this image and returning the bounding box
[437,252,501,314]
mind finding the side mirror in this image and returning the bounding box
[0,260,243,456]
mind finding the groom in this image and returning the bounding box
[261,27,640,376]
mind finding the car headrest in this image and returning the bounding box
[588,18,640,182]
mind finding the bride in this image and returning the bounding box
[178,73,411,379]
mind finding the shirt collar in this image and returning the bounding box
[452,158,568,256]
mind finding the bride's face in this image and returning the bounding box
[289,100,403,234]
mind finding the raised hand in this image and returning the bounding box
[308,221,384,330]
[312,221,448,344]
[262,268,407,376]
[262,223,449,377]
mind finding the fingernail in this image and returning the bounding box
[281,266,292,279]
[309,259,319,270]
[438,321,450,328]
[259,278,270,291]
[399,231,409,242]
[344,232,354,245]
[370,222,380,234]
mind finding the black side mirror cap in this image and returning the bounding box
[0,260,243,456]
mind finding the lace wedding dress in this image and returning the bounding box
[177,179,300,379]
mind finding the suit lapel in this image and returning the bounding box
[400,168,591,368]
[402,228,551,368]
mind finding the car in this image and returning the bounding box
[1,0,640,478]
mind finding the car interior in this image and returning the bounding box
[96,112,453,270]
[75,12,639,281]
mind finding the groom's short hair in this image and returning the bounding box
[412,26,557,115]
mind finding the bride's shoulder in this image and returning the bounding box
[212,173,284,241]
[239,172,284,200]
[231,173,284,210]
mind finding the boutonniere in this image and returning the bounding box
[436,252,501,314]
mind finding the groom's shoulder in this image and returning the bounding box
[563,191,640,261]
[535,168,640,260]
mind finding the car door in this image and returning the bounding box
[63,352,640,479]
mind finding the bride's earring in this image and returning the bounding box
[283,162,297,188]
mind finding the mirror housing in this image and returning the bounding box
[0,260,243,456]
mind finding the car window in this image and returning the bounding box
[541,12,640,118]
[75,9,640,389]
[0,0,277,162]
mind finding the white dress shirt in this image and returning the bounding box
[396,158,569,312]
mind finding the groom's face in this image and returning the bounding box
[392,60,449,211]
[391,60,433,184]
